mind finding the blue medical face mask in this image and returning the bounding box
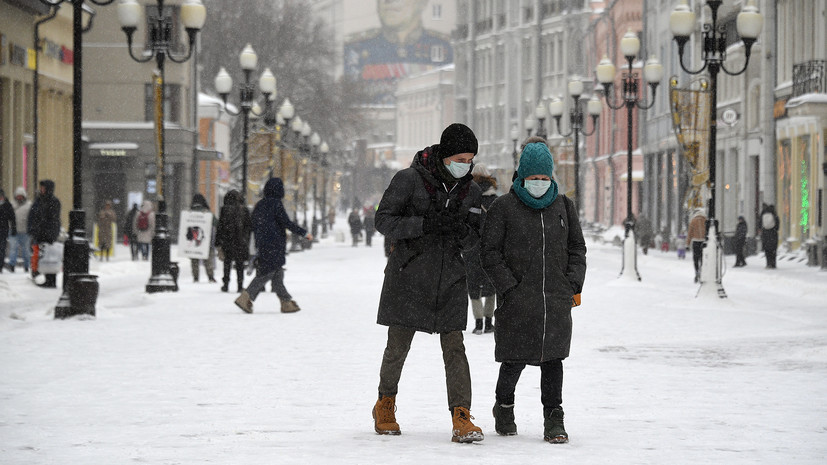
[446,161,472,179]
[524,179,551,198]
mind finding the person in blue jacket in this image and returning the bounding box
[235,178,312,314]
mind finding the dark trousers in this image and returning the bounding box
[130,237,139,260]
[138,243,150,260]
[0,233,7,271]
[765,249,777,268]
[692,241,704,277]
[495,360,563,413]
[378,326,472,410]
[247,267,290,301]
[735,240,746,266]
[223,260,245,289]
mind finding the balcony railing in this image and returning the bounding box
[792,60,826,97]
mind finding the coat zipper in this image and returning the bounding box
[540,212,548,361]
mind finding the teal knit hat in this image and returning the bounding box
[512,142,558,209]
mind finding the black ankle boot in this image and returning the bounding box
[484,317,494,333]
[472,319,483,335]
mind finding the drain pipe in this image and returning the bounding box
[32,6,59,188]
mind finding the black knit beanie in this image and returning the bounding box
[437,123,478,159]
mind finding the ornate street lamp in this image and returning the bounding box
[277,98,295,180]
[670,0,763,298]
[118,0,206,293]
[309,131,321,239]
[549,76,602,213]
[523,116,536,139]
[510,125,520,169]
[214,44,277,203]
[596,30,664,281]
[39,0,115,318]
[534,101,548,139]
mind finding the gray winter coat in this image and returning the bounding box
[481,191,586,363]
[375,149,482,334]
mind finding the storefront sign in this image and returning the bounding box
[99,149,128,157]
[40,38,73,65]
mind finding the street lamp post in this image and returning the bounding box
[118,0,206,293]
[596,30,664,281]
[40,0,113,318]
[319,141,330,237]
[534,102,548,139]
[510,125,520,169]
[523,116,536,139]
[309,132,321,240]
[277,98,295,180]
[670,0,764,298]
[214,44,277,203]
[549,77,602,213]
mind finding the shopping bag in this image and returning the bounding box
[38,242,64,274]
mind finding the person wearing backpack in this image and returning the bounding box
[759,203,780,269]
[132,200,155,260]
[480,140,586,444]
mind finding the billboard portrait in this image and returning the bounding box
[344,0,453,104]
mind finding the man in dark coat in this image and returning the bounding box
[123,203,139,261]
[29,180,61,287]
[348,208,363,246]
[481,141,586,443]
[215,190,251,292]
[235,178,311,314]
[760,203,780,269]
[0,189,17,273]
[363,207,376,247]
[734,215,748,267]
[371,123,484,443]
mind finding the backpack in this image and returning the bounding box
[761,212,776,230]
[136,211,150,231]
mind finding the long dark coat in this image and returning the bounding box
[760,205,780,253]
[0,198,15,240]
[735,218,748,250]
[215,190,251,263]
[463,185,497,298]
[481,191,586,363]
[30,180,61,244]
[252,178,306,275]
[375,148,482,334]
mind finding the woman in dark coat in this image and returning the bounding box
[30,180,61,287]
[348,209,363,246]
[760,203,780,269]
[481,141,586,444]
[215,190,251,292]
[734,215,748,267]
[235,178,310,314]
[371,123,484,443]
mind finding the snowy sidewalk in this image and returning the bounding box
[1,236,826,464]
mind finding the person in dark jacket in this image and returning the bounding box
[348,208,363,246]
[29,180,61,287]
[759,203,780,269]
[123,203,139,261]
[635,214,654,255]
[235,178,311,314]
[734,215,748,267]
[0,189,17,273]
[363,206,376,247]
[189,194,216,283]
[215,190,251,292]
[481,140,587,444]
[464,163,498,334]
[371,123,484,443]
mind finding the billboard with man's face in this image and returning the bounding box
[344,0,454,104]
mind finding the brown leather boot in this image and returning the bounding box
[372,396,401,435]
[280,299,301,313]
[234,290,253,313]
[451,407,484,443]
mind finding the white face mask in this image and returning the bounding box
[524,179,551,198]
[446,161,472,179]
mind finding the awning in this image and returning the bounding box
[620,170,644,181]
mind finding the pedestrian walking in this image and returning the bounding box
[464,163,498,335]
[96,200,117,261]
[687,208,707,282]
[348,208,363,246]
[635,214,653,255]
[363,206,376,247]
[215,189,251,293]
[0,189,17,273]
[327,207,336,230]
[189,194,216,283]
[760,203,780,269]
[29,180,61,287]
[371,123,485,443]
[133,200,155,261]
[235,178,311,314]
[7,187,31,272]
[480,140,586,444]
[734,215,748,267]
[123,203,139,261]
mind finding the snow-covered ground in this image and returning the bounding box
[1,226,826,464]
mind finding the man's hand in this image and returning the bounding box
[305,233,314,241]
